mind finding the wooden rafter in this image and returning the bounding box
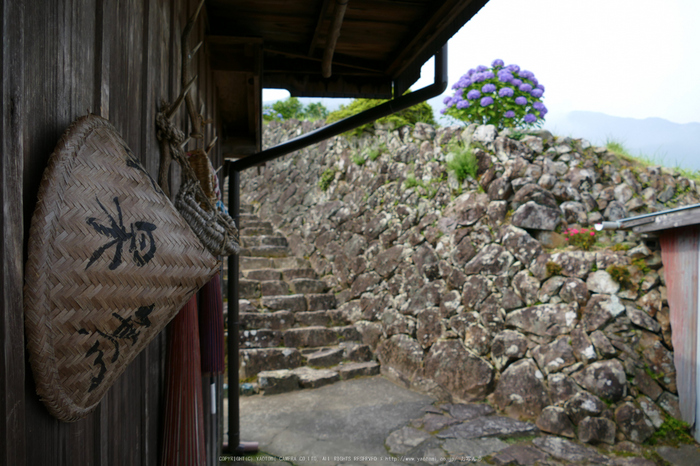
[307,0,333,56]
[322,0,349,78]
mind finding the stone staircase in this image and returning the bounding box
[236,205,379,395]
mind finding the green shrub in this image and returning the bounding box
[646,417,694,446]
[446,143,478,182]
[606,264,632,287]
[404,174,419,189]
[563,227,596,251]
[326,92,435,138]
[546,261,562,276]
[351,153,366,166]
[318,168,336,191]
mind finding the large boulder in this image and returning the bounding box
[511,201,561,231]
[490,330,529,370]
[491,358,549,420]
[573,359,628,402]
[505,303,578,339]
[376,334,425,387]
[501,225,544,266]
[463,244,514,275]
[615,402,655,444]
[423,340,495,401]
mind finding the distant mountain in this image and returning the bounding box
[544,111,700,171]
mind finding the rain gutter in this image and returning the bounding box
[595,203,700,231]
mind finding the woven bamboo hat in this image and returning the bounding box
[24,114,219,421]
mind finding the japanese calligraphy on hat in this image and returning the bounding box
[24,114,219,421]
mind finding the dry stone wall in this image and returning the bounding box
[240,118,700,445]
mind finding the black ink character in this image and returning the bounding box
[123,143,163,194]
[78,305,154,392]
[86,197,157,270]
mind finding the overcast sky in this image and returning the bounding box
[263,0,700,128]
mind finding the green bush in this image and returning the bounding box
[318,168,336,191]
[546,261,562,276]
[326,92,435,138]
[446,143,478,182]
[606,264,632,287]
[263,97,329,122]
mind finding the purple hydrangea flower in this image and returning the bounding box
[480,96,494,107]
[519,70,534,80]
[504,110,516,118]
[456,99,470,109]
[497,70,513,82]
[507,64,520,73]
[467,68,476,77]
[536,84,545,91]
[523,113,537,123]
[519,83,533,92]
[482,83,497,93]
[476,65,489,72]
[511,78,523,87]
[443,95,453,105]
[499,87,514,97]
[530,77,539,87]
[473,73,486,83]
[530,88,544,98]
[483,71,495,79]
[539,108,548,117]
[466,89,481,100]
[451,82,461,90]
[515,96,527,105]
[440,108,448,114]
[458,77,472,88]
[533,101,545,111]
[492,58,504,68]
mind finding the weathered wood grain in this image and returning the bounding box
[1,0,26,465]
[660,227,699,430]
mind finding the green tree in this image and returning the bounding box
[302,102,329,121]
[272,97,304,120]
[326,92,435,138]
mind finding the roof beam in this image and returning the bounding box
[307,0,333,56]
[322,0,349,78]
[386,0,480,77]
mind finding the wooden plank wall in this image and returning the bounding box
[0,0,224,464]
[660,226,700,440]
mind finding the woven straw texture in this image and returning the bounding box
[24,114,219,422]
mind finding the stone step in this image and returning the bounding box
[262,294,308,312]
[240,235,288,248]
[240,225,274,236]
[261,280,291,296]
[273,257,311,269]
[306,293,337,311]
[289,278,328,294]
[294,310,331,327]
[241,329,282,349]
[282,325,361,348]
[281,268,318,280]
[240,245,290,258]
[238,212,259,223]
[244,268,282,281]
[240,310,294,331]
[239,347,303,380]
[249,361,381,395]
[241,220,273,230]
[240,257,275,270]
[239,279,261,299]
